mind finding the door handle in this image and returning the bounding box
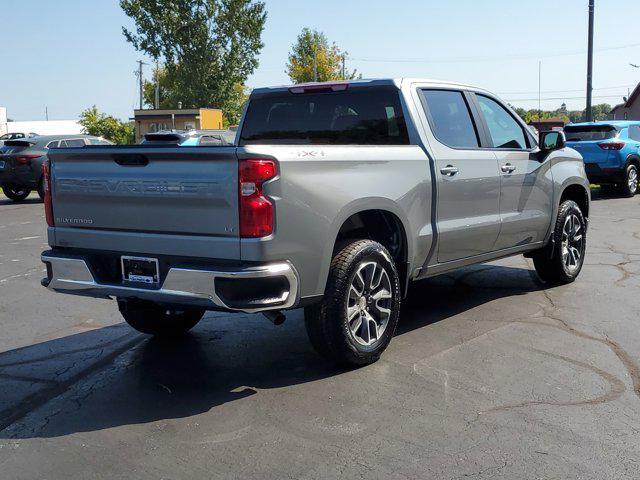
[440,165,459,176]
[501,163,516,173]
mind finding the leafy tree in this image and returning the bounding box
[79,106,135,144]
[589,103,613,121]
[286,28,358,83]
[121,0,266,117]
[142,67,248,126]
[509,102,613,125]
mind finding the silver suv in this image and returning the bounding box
[41,79,590,365]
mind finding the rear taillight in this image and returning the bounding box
[16,154,40,165]
[598,141,625,150]
[42,158,54,227]
[238,159,277,238]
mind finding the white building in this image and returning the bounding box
[0,107,82,136]
[0,107,6,135]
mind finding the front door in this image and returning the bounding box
[473,94,552,250]
[420,89,502,263]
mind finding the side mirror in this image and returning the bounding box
[539,130,566,153]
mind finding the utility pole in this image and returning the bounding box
[136,60,147,110]
[154,60,160,109]
[586,0,595,122]
[313,45,318,82]
[342,54,346,79]
[538,61,542,122]
[45,106,49,121]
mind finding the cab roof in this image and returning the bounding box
[251,78,489,96]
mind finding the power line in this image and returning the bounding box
[498,84,635,95]
[504,94,624,102]
[348,41,640,64]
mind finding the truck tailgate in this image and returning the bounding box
[48,146,240,258]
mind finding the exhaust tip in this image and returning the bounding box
[263,310,286,326]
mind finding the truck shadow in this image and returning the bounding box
[0,264,545,439]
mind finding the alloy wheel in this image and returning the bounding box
[628,167,638,194]
[346,261,393,346]
[561,213,584,274]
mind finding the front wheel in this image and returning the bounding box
[304,240,401,366]
[118,299,205,336]
[2,186,31,201]
[532,200,586,284]
[619,164,638,197]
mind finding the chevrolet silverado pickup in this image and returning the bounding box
[41,79,590,365]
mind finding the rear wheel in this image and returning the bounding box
[304,240,401,366]
[619,164,638,197]
[532,200,586,285]
[2,186,31,201]
[118,299,205,336]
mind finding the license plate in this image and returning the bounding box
[121,256,160,285]
[0,161,5,169]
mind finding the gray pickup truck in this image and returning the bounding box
[41,79,590,365]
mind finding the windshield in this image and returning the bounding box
[564,126,617,141]
[240,86,409,145]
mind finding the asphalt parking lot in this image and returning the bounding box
[1,190,639,479]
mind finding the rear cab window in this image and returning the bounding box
[564,125,618,142]
[239,85,409,145]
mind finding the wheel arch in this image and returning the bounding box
[626,153,640,170]
[326,200,413,297]
[560,183,590,219]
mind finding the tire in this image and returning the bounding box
[37,178,45,200]
[304,240,401,366]
[618,164,638,197]
[532,200,586,285]
[118,299,205,336]
[2,186,31,201]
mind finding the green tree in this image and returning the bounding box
[121,0,266,116]
[589,103,612,121]
[143,68,248,126]
[286,28,358,83]
[78,106,135,144]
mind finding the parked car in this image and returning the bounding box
[565,121,640,196]
[0,132,39,146]
[0,134,112,201]
[41,79,590,365]
[141,129,236,146]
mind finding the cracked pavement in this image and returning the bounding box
[1,190,640,479]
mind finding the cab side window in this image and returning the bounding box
[421,90,479,148]
[477,95,527,149]
[629,125,640,142]
[61,139,86,148]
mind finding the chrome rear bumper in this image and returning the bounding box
[41,252,299,313]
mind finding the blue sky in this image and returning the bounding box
[1,0,639,121]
